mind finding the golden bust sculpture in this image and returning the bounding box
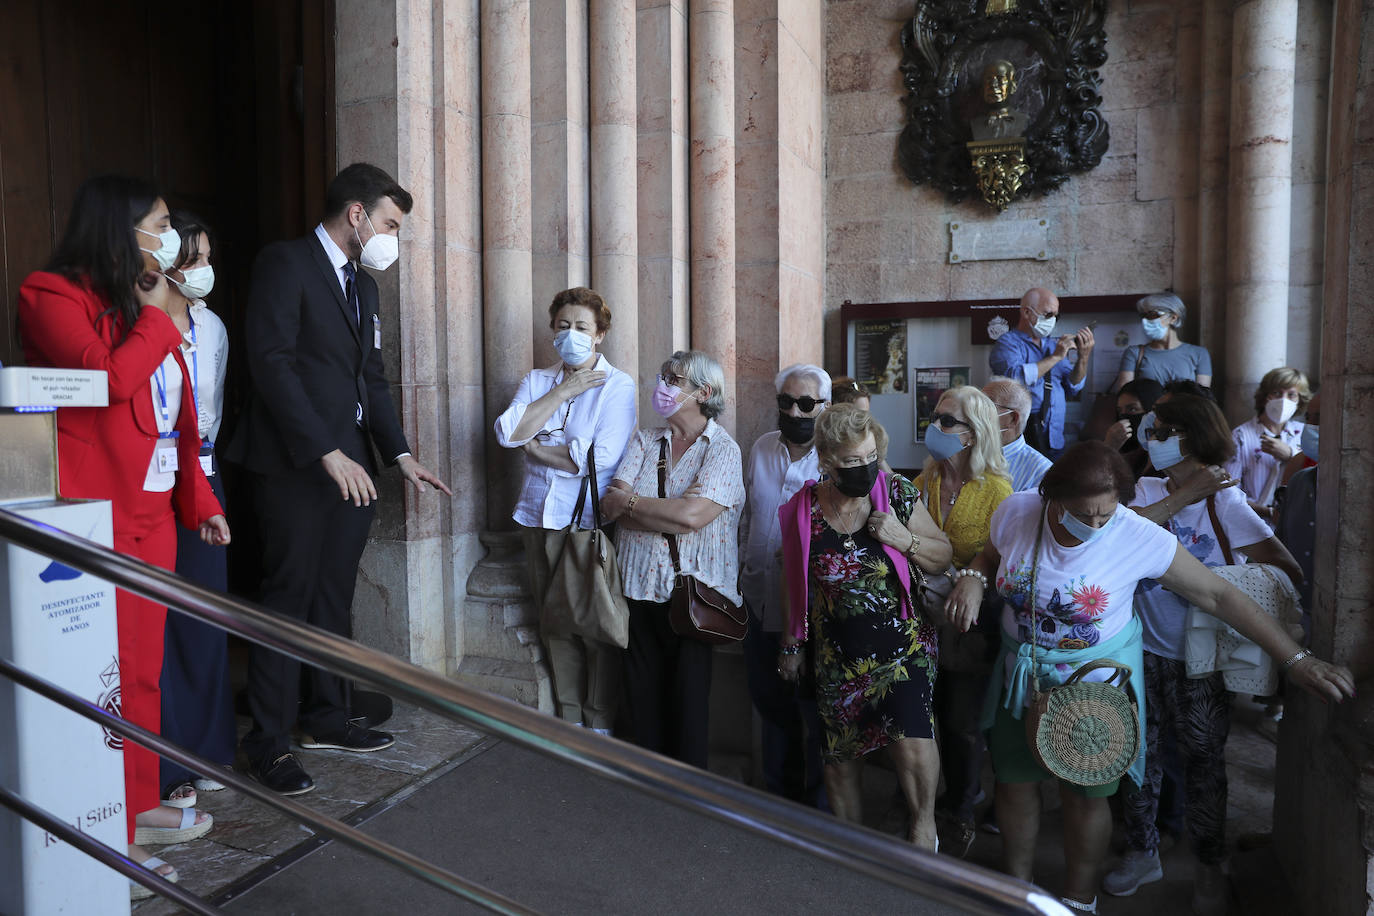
[971,59,1029,141]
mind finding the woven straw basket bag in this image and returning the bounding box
[1022,507,1139,787]
[1024,659,1138,786]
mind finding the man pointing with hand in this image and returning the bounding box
[226,163,451,795]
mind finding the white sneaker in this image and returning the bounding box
[1058,896,1098,913]
[1102,847,1163,896]
[1192,862,1227,915]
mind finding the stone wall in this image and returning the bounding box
[822,0,1327,399]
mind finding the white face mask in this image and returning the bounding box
[1030,311,1056,338]
[1265,396,1298,426]
[138,227,181,271]
[355,209,400,271]
[173,265,215,300]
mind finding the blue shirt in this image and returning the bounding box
[988,329,1085,450]
[1002,435,1053,492]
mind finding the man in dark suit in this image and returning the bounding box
[226,163,451,794]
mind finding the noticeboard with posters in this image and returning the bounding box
[841,295,1144,474]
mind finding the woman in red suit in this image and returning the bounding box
[16,175,230,891]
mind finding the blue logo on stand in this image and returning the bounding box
[39,560,82,583]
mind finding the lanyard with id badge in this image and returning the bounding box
[153,363,181,474]
[188,318,216,477]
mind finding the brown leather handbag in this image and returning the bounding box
[657,440,747,644]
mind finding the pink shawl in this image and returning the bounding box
[779,470,914,642]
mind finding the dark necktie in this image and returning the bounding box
[343,261,364,427]
[342,261,361,331]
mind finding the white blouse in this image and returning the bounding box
[186,302,230,444]
[613,420,745,605]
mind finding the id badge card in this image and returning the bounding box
[156,439,179,473]
[199,443,215,477]
[373,314,382,350]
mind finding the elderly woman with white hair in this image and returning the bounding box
[1112,293,1213,390]
[740,363,830,804]
[602,350,745,768]
[914,385,1014,855]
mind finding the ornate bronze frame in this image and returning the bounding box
[897,0,1109,210]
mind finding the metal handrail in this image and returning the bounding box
[0,507,1069,915]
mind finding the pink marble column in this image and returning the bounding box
[637,1,691,379]
[589,0,640,381]
[1224,0,1297,420]
[531,0,591,363]
[689,0,737,432]
[481,0,534,524]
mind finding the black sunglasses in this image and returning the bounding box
[1145,424,1183,442]
[777,394,825,412]
[929,412,969,430]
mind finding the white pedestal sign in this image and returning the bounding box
[0,497,128,916]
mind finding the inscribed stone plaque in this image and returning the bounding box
[948,218,1051,263]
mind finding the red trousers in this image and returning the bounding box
[114,508,176,843]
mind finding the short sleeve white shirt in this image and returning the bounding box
[991,491,1178,651]
[1129,479,1272,659]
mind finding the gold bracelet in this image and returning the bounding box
[905,532,921,556]
[627,494,640,515]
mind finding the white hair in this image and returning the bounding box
[774,363,831,401]
[1136,292,1187,323]
[983,376,1032,435]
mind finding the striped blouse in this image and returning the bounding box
[1226,416,1304,512]
[613,420,745,604]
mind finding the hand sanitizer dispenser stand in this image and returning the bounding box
[0,367,130,915]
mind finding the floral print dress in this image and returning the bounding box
[806,478,938,763]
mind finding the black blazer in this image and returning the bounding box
[224,233,409,474]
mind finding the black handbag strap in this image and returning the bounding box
[658,439,685,577]
[570,442,603,530]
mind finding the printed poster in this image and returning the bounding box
[854,319,908,394]
[914,366,970,438]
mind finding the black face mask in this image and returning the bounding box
[832,459,881,498]
[778,412,816,445]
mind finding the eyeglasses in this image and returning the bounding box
[929,412,970,430]
[1141,310,1173,321]
[534,399,573,443]
[658,373,689,389]
[777,394,825,413]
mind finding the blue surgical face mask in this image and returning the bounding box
[553,328,595,367]
[1031,312,1057,338]
[1146,434,1186,470]
[924,423,968,462]
[1299,424,1319,462]
[1059,505,1118,545]
[1141,316,1169,341]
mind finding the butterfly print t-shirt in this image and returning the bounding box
[991,492,1179,652]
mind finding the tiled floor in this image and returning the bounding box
[130,696,1292,914]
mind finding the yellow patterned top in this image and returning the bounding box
[913,469,1013,569]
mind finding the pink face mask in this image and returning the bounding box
[652,378,687,418]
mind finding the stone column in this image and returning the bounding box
[1194,0,1232,372]
[1223,0,1297,420]
[637,0,691,374]
[480,0,534,524]
[455,0,552,709]
[734,0,826,447]
[1272,0,1374,911]
[689,0,736,433]
[335,0,457,672]
[589,0,640,383]
[531,0,591,360]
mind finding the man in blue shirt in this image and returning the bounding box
[988,287,1094,457]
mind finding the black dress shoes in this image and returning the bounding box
[253,753,315,796]
[298,718,395,753]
